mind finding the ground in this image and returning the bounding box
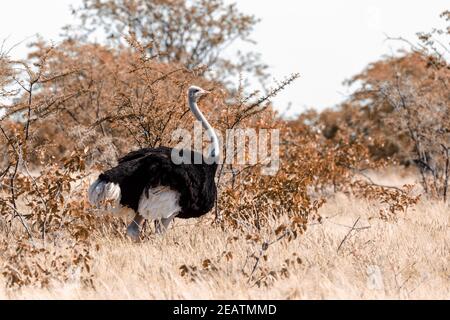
[1,171,448,300]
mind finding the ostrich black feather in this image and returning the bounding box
[98,147,218,219]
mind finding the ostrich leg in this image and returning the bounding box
[155,216,175,234]
[127,214,145,241]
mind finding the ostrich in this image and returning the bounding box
[88,86,220,240]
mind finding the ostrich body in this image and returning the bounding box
[88,86,219,240]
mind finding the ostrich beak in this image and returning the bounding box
[200,89,211,96]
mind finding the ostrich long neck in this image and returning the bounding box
[189,96,220,159]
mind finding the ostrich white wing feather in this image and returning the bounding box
[88,179,124,214]
[138,186,181,220]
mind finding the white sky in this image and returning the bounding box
[0,0,448,115]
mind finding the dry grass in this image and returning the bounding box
[1,185,448,300]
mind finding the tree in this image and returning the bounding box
[0,53,14,101]
[340,11,450,200]
[67,0,268,87]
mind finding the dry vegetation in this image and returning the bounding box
[1,176,448,300]
[0,2,448,300]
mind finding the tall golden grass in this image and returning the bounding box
[1,171,448,300]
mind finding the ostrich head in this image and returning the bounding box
[188,86,210,101]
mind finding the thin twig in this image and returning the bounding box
[248,230,290,284]
[3,202,34,244]
[337,217,361,253]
